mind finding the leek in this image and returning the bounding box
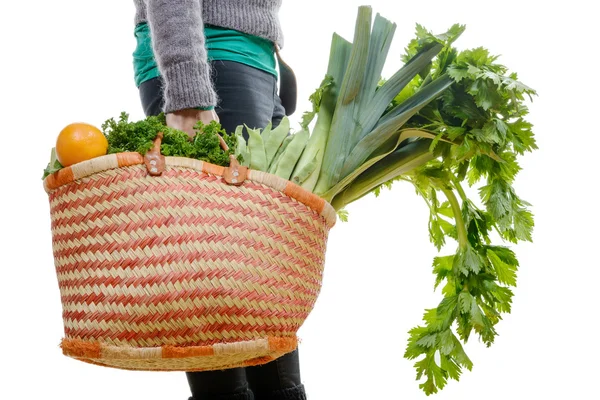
[331,139,435,209]
[313,6,373,194]
[313,7,445,196]
[292,33,352,192]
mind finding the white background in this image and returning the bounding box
[1,0,598,399]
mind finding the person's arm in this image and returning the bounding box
[146,0,218,136]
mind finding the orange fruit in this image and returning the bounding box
[55,123,108,167]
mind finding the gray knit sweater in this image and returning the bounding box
[133,0,283,113]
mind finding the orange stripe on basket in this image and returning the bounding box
[116,152,144,167]
[202,163,225,176]
[45,167,75,191]
[61,338,101,358]
[283,182,325,214]
[268,336,297,353]
[163,345,215,358]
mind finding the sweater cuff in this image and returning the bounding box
[133,0,147,25]
[162,61,217,113]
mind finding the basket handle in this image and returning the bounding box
[204,128,247,186]
[217,134,229,152]
[144,131,246,184]
[144,132,166,176]
[223,154,248,186]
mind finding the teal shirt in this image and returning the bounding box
[133,23,277,93]
[203,25,277,79]
[133,23,161,87]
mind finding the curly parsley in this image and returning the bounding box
[102,112,237,167]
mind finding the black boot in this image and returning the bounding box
[186,368,254,400]
[253,384,307,400]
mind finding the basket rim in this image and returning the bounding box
[43,152,336,227]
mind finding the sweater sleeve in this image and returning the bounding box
[145,0,217,113]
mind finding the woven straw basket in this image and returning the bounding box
[43,142,336,372]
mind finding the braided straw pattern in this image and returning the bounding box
[45,155,335,371]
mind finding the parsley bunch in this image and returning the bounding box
[373,25,537,394]
[102,112,237,167]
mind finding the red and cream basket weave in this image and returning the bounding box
[43,145,336,372]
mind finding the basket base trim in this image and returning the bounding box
[60,336,297,371]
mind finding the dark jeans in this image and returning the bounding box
[139,61,304,400]
[139,60,286,137]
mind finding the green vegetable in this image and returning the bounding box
[268,135,295,174]
[261,121,272,146]
[188,121,237,167]
[293,33,352,192]
[359,24,535,395]
[246,125,267,171]
[313,6,376,194]
[101,112,237,167]
[336,208,349,222]
[231,8,536,395]
[292,150,319,185]
[42,148,64,179]
[309,8,447,200]
[264,117,290,168]
[330,137,435,208]
[234,125,248,166]
[274,129,309,180]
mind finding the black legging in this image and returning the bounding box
[138,60,305,400]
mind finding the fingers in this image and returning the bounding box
[166,108,219,140]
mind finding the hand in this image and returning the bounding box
[166,108,219,140]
